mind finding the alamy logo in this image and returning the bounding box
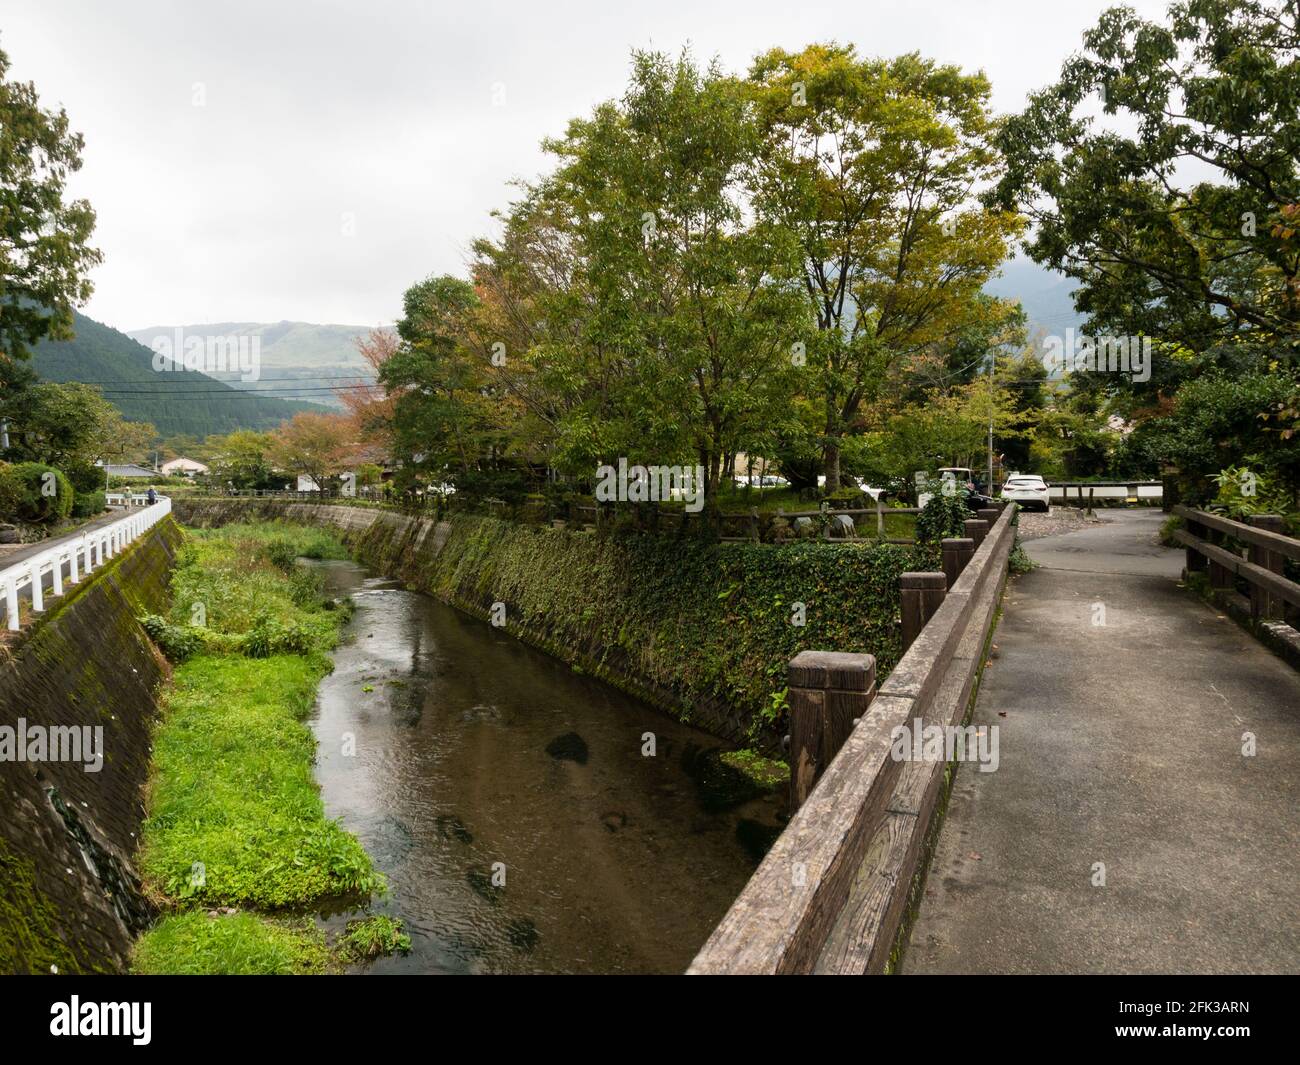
[50,997,151,1045]
[150,328,261,382]
[1042,329,1151,382]
[0,718,103,773]
[889,717,999,773]
[594,458,705,513]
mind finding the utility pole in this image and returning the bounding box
[987,353,995,491]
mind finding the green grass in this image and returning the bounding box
[140,654,381,908]
[337,914,411,962]
[132,911,332,975]
[168,522,349,642]
[134,521,383,973]
[719,748,790,789]
[715,484,807,514]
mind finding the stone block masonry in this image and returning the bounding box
[0,518,183,974]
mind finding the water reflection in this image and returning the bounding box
[306,560,782,974]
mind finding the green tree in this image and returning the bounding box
[2,380,153,471]
[747,43,1023,490]
[538,50,808,503]
[380,275,510,487]
[990,0,1299,352]
[0,45,101,362]
[208,430,275,488]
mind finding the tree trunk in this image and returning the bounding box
[823,441,841,494]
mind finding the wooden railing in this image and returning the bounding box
[688,504,1017,974]
[1171,505,1300,620]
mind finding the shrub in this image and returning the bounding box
[0,463,74,523]
[63,459,105,494]
[287,567,326,609]
[140,614,205,662]
[0,464,22,520]
[241,613,314,658]
[1008,539,1036,575]
[71,489,106,518]
[915,488,969,545]
[337,915,411,962]
[263,537,298,572]
[1208,465,1294,521]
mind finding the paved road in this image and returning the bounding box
[902,509,1300,974]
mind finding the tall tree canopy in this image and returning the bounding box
[537,50,808,501]
[747,43,1023,489]
[0,44,101,363]
[990,0,1299,352]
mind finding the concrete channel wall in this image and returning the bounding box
[0,518,183,974]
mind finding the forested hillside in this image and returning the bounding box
[31,312,325,437]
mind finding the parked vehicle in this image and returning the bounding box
[1000,473,1050,512]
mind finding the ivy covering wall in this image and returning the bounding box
[352,514,933,743]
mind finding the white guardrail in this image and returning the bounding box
[1,496,171,631]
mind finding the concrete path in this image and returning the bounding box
[0,506,128,566]
[902,509,1300,974]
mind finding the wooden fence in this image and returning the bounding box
[1171,505,1300,622]
[688,503,1016,974]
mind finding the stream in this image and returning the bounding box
[305,559,783,974]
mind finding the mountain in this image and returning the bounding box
[127,321,378,408]
[983,257,1085,344]
[31,312,326,438]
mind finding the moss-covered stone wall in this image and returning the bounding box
[173,500,920,745]
[0,517,183,973]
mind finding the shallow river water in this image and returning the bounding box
[306,560,782,974]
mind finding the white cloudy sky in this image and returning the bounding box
[0,0,1172,332]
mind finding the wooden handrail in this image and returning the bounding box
[1173,505,1300,562]
[688,504,1017,974]
[1172,528,1300,608]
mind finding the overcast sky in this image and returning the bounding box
[0,0,1172,332]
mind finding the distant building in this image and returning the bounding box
[100,463,156,479]
[161,457,210,477]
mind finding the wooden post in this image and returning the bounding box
[749,506,760,543]
[900,571,947,650]
[787,650,876,813]
[1249,514,1285,620]
[941,537,975,587]
[1184,516,1207,576]
[1207,524,1233,594]
[963,518,988,551]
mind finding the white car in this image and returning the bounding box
[1000,474,1050,512]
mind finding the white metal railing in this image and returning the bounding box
[105,492,155,507]
[1,496,172,631]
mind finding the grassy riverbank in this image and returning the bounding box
[133,521,399,974]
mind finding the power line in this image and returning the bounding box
[69,371,378,384]
[95,385,374,397]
